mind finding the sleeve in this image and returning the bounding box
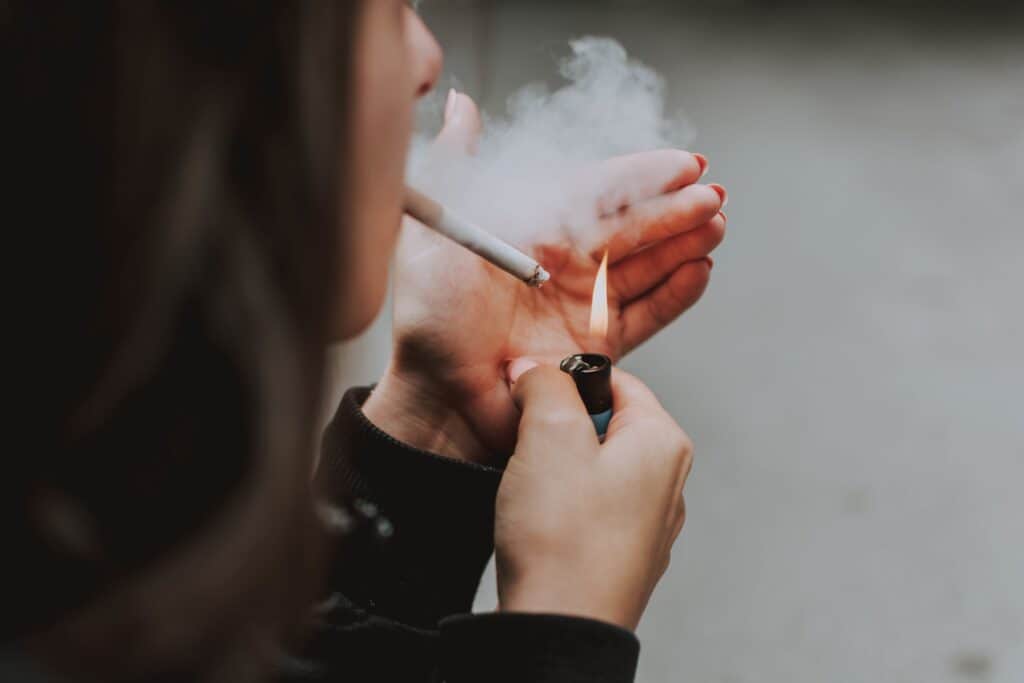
[440,613,640,683]
[315,387,503,628]
[293,387,640,683]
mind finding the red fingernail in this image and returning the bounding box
[704,256,715,271]
[709,183,729,208]
[693,153,709,178]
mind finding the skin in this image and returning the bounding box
[497,363,693,630]
[341,0,726,629]
[338,2,443,337]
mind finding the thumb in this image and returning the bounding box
[506,358,539,386]
[512,364,583,415]
[435,89,482,155]
[511,365,595,452]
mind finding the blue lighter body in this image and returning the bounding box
[561,353,614,442]
[591,408,613,441]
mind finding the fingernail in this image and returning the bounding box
[444,88,464,125]
[719,210,727,224]
[693,153,709,178]
[704,256,715,271]
[506,358,539,385]
[709,183,729,209]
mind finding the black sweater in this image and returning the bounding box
[0,388,640,682]
[293,387,641,683]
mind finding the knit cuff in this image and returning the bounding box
[439,612,640,683]
[317,387,503,628]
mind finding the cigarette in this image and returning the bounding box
[404,186,550,288]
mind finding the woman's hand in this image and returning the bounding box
[364,92,725,462]
[494,363,692,631]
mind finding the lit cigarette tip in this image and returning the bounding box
[529,266,551,288]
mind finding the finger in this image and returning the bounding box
[669,496,687,543]
[605,368,670,424]
[506,358,540,385]
[610,212,726,302]
[512,365,598,455]
[604,369,687,459]
[581,150,708,217]
[434,89,482,155]
[598,184,723,263]
[619,259,712,354]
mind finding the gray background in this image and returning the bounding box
[328,2,1024,681]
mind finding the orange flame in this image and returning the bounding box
[589,250,609,339]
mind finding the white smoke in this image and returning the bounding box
[409,37,694,248]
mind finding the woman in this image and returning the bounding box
[5,2,726,681]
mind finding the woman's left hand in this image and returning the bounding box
[363,92,726,462]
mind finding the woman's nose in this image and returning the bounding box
[406,9,443,98]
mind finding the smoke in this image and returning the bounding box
[409,37,694,247]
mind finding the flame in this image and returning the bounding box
[589,250,609,339]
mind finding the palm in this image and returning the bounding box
[388,93,723,457]
[393,178,721,455]
[396,220,615,372]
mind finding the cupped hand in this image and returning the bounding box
[364,92,726,462]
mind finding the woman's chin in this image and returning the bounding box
[330,286,388,342]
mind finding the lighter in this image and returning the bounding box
[560,353,613,441]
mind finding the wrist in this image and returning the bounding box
[363,367,490,464]
[498,575,640,632]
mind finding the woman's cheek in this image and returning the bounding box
[332,195,399,339]
[333,3,417,339]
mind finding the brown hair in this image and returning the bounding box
[5,1,360,679]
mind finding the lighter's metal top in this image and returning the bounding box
[560,355,595,373]
[560,353,613,416]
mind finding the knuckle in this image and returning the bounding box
[667,431,694,471]
[652,421,683,451]
[534,409,591,434]
[669,149,696,172]
[646,297,674,329]
[674,428,694,456]
[680,445,695,477]
[532,365,565,381]
[520,365,560,387]
[517,366,576,401]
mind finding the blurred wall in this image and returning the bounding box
[329,3,1024,681]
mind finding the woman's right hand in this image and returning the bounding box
[494,362,694,631]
